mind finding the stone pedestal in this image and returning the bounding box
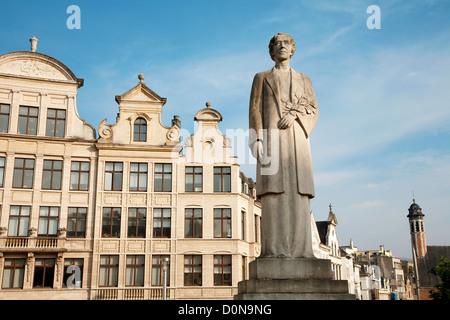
[235,258,356,300]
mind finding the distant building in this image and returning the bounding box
[312,205,363,298]
[312,204,342,279]
[407,199,450,300]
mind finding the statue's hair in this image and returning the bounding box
[269,32,296,61]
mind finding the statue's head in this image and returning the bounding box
[269,32,296,62]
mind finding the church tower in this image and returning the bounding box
[407,199,427,258]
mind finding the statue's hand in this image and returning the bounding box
[251,140,265,163]
[278,112,296,129]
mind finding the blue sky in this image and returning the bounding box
[1,0,450,259]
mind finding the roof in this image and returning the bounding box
[194,102,223,123]
[407,200,424,218]
[115,75,167,106]
[316,221,328,245]
[417,246,450,288]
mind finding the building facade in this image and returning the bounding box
[0,40,261,300]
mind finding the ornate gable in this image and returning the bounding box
[0,51,83,87]
[98,74,180,147]
[115,74,166,106]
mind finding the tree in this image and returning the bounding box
[429,256,450,300]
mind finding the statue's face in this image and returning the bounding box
[272,34,293,62]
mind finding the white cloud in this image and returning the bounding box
[312,39,450,169]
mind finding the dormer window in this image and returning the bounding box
[133,117,147,142]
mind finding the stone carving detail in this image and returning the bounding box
[56,254,64,282]
[26,253,34,282]
[166,115,181,143]
[29,227,37,236]
[223,137,232,148]
[166,126,180,142]
[58,227,67,238]
[98,119,113,139]
[1,59,67,80]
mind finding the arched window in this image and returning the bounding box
[134,118,147,142]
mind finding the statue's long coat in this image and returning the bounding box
[249,67,319,198]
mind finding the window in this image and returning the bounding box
[2,258,26,289]
[214,255,232,286]
[241,210,246,241]
[133,118,147,142]
[12,158,35,189]
[242,256,247,281]
[184,255,202,286]
[8,206,30,237]
[33,258,55,288]
[63,258,83,288]
[38,207,59,237]
[99,255,119,287]
[214,167,231,192]
[214,208,231,238]
[185,166,203,192]
[255,214,260,243]
[104,162,123,191]
[0,157,5,187]
[152,255,170,286]
[0,104,10,132]
[128,208,146,238]
[185,208,202,238]
[18,106,38,135]
[70,161,90,191]
[126,255,145,286]
[67,207,87,238]
[130,163,147,191]
[153,208,171,238]
[42,160,63,190]
[46,108,66,137]
[102,208,121,238]
[154,163,172,192]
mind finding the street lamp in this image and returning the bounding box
[163,257,169,300]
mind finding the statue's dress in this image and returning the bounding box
[249,67,319,258]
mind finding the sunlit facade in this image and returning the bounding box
[0,42,261,300]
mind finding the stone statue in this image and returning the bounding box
[249,32,319,258]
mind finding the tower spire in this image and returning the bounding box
[407,199,427,258]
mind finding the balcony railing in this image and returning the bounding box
[93,288,171,300]
[4,237,29,248]
[1,237,63,250]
